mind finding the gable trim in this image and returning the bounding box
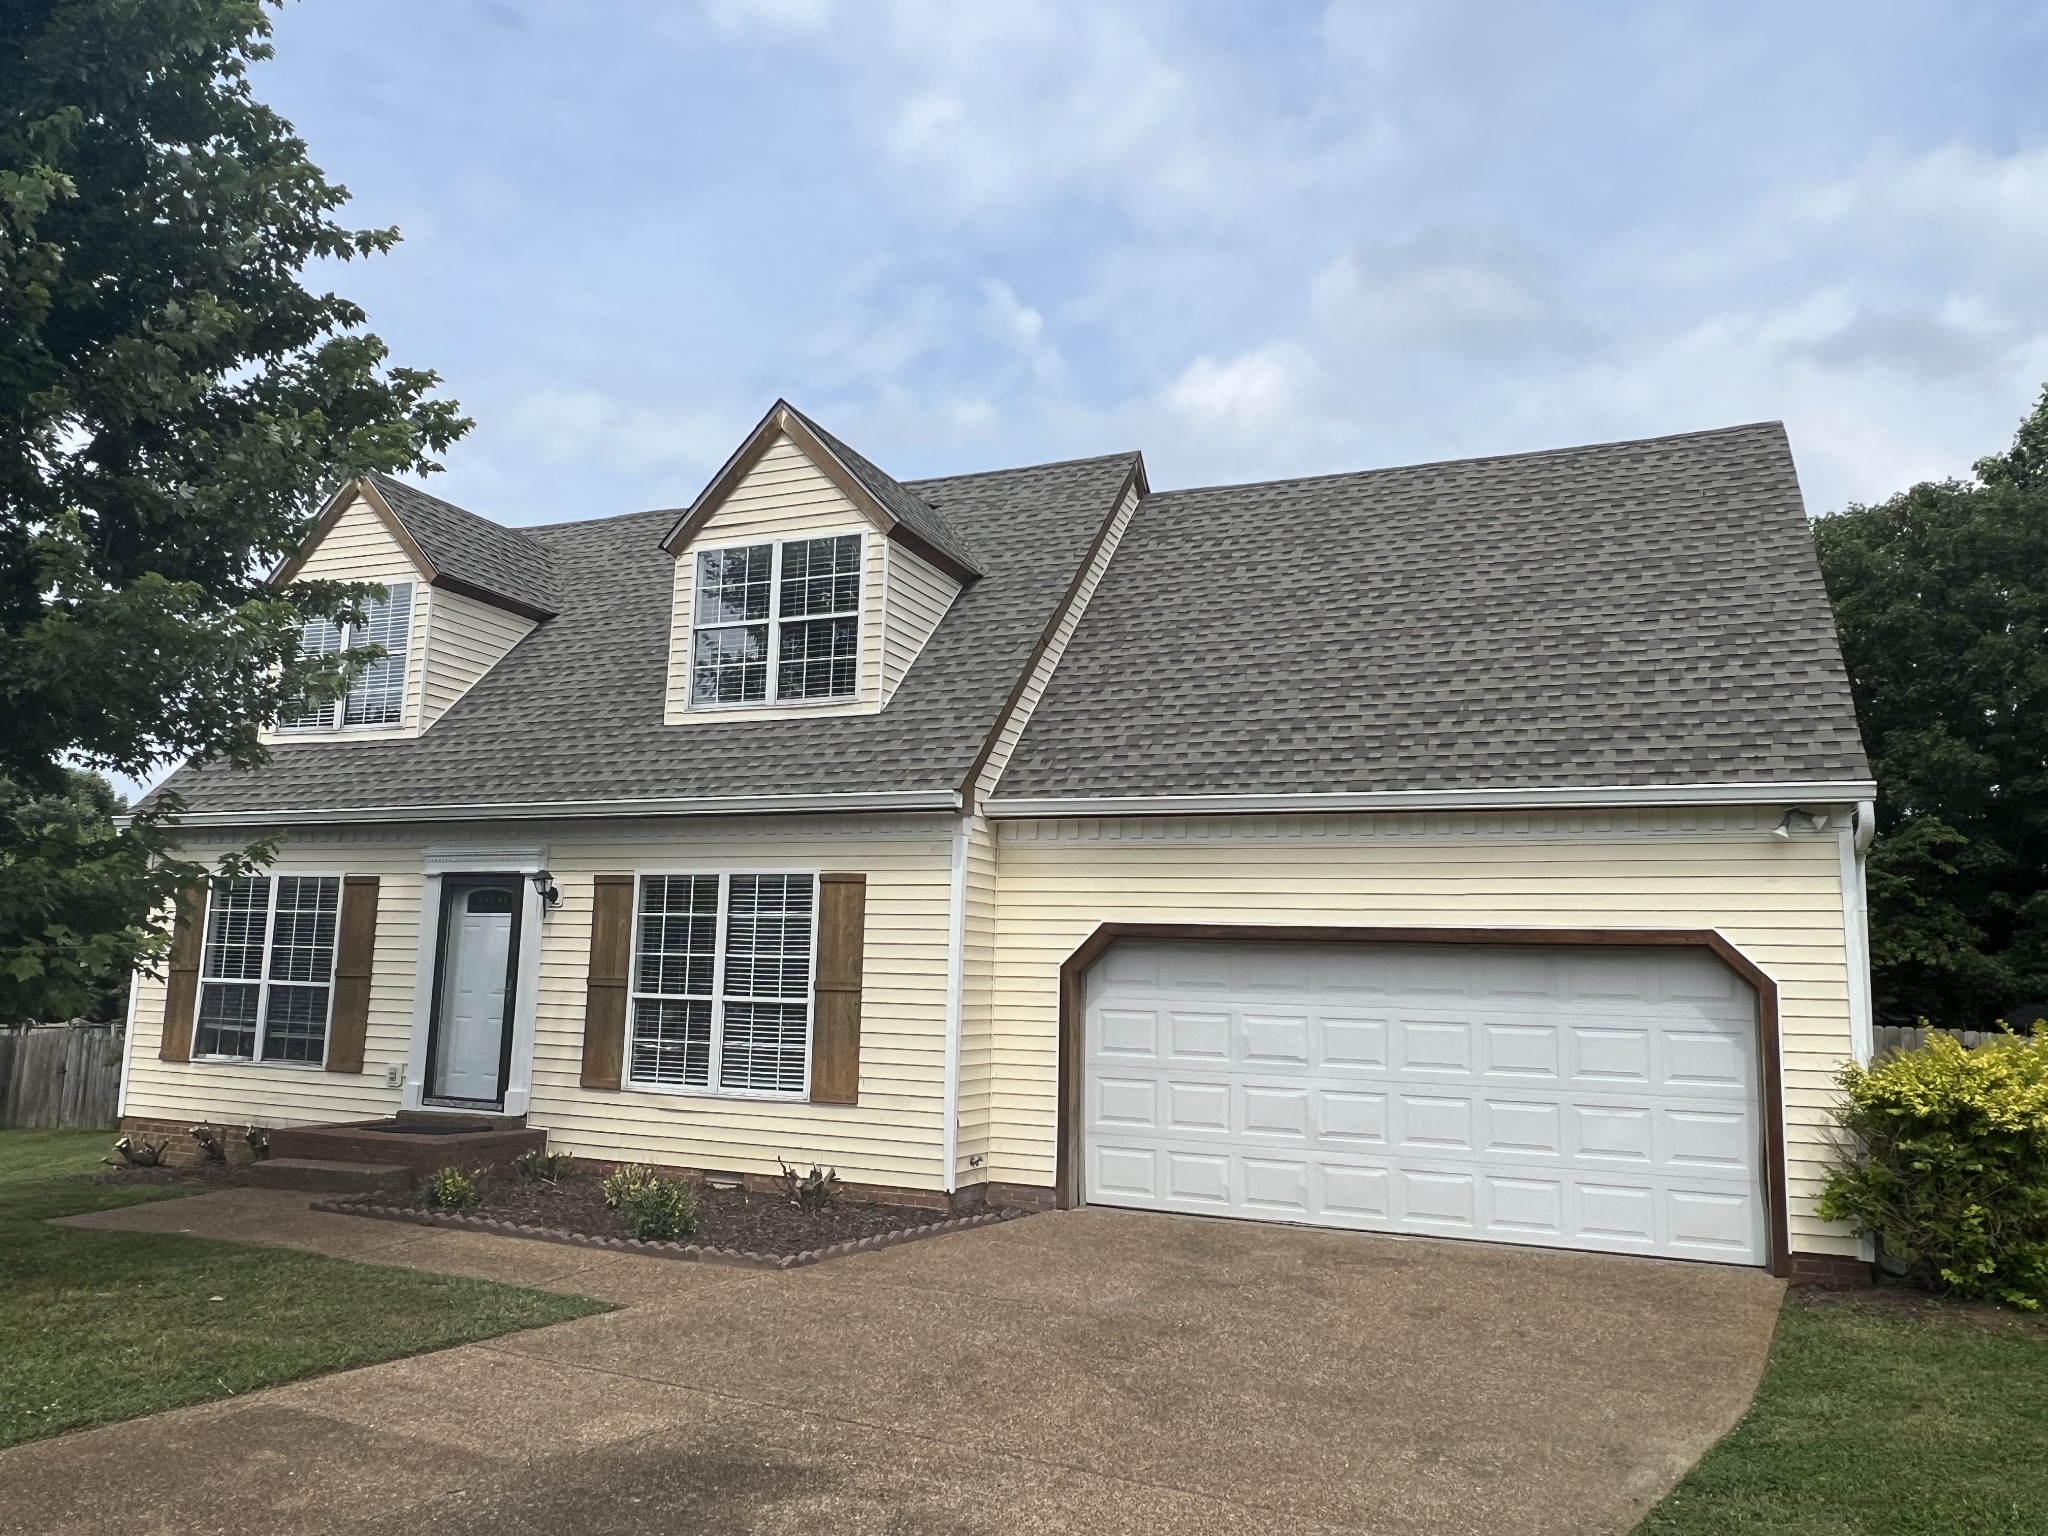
[960,455,1149,811]
[660,402,981,584]
[271,477,435,589]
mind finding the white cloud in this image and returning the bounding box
[495,390,739,476]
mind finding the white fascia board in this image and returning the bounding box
[160,788,963,830]
[982,780,1879,819]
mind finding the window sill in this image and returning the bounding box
[683,695,859,714]
[187,1055,330,1071]
[620,1079,809,1103]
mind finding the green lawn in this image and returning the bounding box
[1638,1293,2048,1535]
[0,1128,608,1449]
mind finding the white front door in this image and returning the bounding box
[430,882,519,1104]
[1083,939,1768,1266]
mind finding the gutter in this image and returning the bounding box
[142,788,964,830]
[983,780,1879,819]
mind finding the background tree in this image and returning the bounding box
[1815,387,2048,1028]
[0,0,468,1019]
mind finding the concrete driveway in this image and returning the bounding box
[7,1194,1782,1535]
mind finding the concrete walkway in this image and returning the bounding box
[6,1191,1783,1535]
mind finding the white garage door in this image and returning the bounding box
[1083,939,1767,1265]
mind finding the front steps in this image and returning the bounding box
[249,1157,413,1194]
[266,1113,544,1179]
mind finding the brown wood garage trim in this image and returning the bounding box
[1054,923,1793,1279]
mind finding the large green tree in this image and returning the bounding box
[1815,388,2048,1028]
[0,0,468,1020]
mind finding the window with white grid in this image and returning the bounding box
[194,875,342,1064]
[689,535,860,707]
[278,582,414,730]
[627,873,816,1096]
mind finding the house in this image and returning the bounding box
[119,401,1876,1281]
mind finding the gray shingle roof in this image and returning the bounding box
[786,407,984,578]
[369,472,561,617]
[164,453,1140,818]
[994,422,1870,801]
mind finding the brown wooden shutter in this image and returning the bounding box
[325,876,380,1074]
[810,872,867,1104]
[158,883,207,1063]
[580,874,634,1090]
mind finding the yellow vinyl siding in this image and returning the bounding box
[663,433,889,723]
[525,816,954,1186]
[973,478,1140,804]
[124,835,422,1127]
[124,814,958,1191]
[983,808,1862,1254]
[294,494,422,585]
[419,585,537,728]
[262,493,432,742]
[880,541,959,705]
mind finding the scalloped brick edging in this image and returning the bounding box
[305,1194,1024,1269]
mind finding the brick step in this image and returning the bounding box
[248,1158,414,1194]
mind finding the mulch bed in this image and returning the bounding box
[1793,1279,2048,1338]
[316,1170,1024,1269]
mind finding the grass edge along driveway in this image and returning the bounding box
[1636,1291,2048,1536]
[0,1129,608,1449]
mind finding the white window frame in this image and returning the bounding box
[190,871,346,1070]
[622,868,819,1100]
[278,580,417,732]
[687,534,863,710]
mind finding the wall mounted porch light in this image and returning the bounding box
[531,870,562,908]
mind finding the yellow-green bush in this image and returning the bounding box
[426,1166,480,1209]
[1818,1029,2048,1308]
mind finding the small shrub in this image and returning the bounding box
[777,1158,840,1212]
[619,1177,699,1241]
[601,1163,657,1209]
[244,1127,270,1162]
[514,1148,576,1183]
[107,1136,166,1167]
[1818,1028,2048,1309]
[427,1166,482,1209]
[187,1125,227,1163]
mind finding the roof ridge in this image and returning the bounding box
[907,449,1142,489]
[1150,422,1787,502]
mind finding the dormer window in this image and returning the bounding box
[279,581,414,731]
[691,534,861,707]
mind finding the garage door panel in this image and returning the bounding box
[1395,1018,1474,1075]
[1168,1010,1231,1062]
[1484,1098,1563,1157]
[1481,1023,1560,1079]
[1316,1089,1388,1143]
[1320,1013,1389,1068]
[1096,1008,1160,1059]
[1243,1085,1311,1138]
[1487,1175,1566,1236]
[1167,1081,1230,1133]
[1398,1168,1478,1229]
[1165,1150,1232,1205]
[1398,1094,1474,1151]
[1084,940,1766,1266]
[1244,1012,1311,1065]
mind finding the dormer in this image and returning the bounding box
[661,402,981,723]
[264,473,558,742]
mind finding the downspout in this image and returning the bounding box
[1840,801,1877,1065]
[941,814,969,1197]
[114,962,141,1123]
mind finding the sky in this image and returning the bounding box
[249,0,2048,528]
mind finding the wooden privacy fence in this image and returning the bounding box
[0,1023,123,1130]
[1874,1023,2041,1056]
